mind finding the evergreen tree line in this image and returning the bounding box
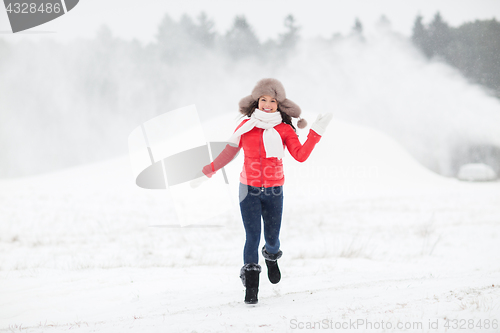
[157,11,500,98]
[412,13,500,98]
[152,12,370,63]
[155,12,300,63]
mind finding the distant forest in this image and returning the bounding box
[128,12,500,98]
[145,12,499,99]
[412,13,500,99]
[1,11,499,98]
[153,13,301,63]
[154,11,500,98]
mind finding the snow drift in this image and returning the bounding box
[1,111,499,331]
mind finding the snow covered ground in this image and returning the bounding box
[1,114,500,332]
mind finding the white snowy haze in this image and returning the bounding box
[1,17,500,179]
[1,6,500,333]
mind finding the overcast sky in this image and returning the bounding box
[1,0,500,43]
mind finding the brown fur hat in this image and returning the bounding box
[239,78,307,129]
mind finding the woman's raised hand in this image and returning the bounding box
[310,113,333,136]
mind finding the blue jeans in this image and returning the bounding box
[239,183,284,264]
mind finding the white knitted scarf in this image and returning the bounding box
[228,109,284,159]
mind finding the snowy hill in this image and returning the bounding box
[206,112,489,199]
[1,114,500,332]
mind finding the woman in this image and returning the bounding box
[198,78,332,304]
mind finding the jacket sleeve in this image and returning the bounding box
[202,144,240,177]
[202,119,247,178]
[284,127,322,162]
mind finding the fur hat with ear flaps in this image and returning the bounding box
[239,78,308,129]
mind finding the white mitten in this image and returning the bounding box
[310,113,333,136]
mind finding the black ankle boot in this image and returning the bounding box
[240,263,261,304]
[262,246,282,284]
[265,259,281,284]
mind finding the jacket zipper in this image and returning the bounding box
[259,129,264,192]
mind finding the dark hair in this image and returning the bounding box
[240,99,297,132]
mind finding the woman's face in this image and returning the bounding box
[258,95,278,113]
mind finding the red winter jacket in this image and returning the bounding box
[203,118,322,188]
